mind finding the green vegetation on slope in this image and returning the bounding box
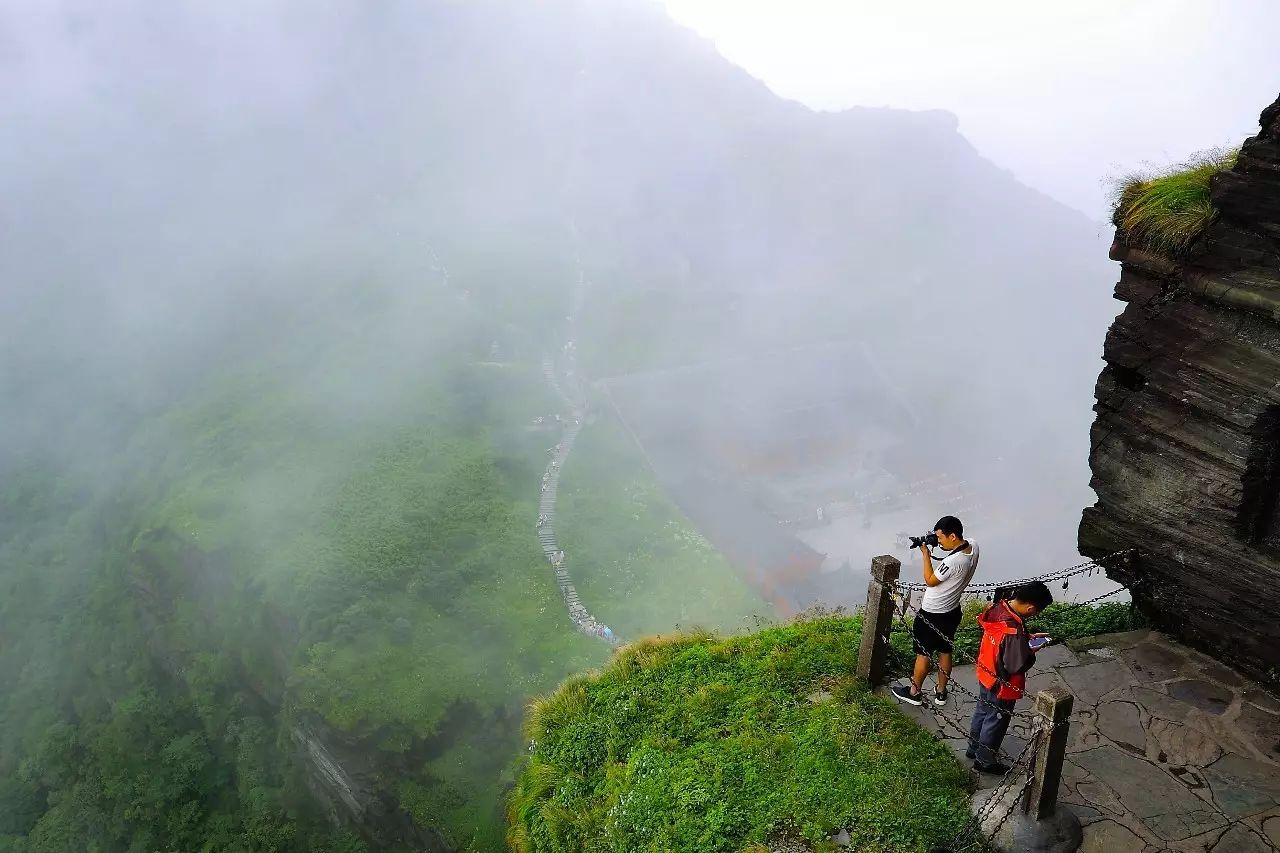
[1111,148,1238,257]
[0,272,611,851]
[556,408,770,638]
[0,470,369,853]
[509,617,972,853]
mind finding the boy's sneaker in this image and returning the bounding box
[973,760,1010,775]
[933,688,948,707]
[891,684,924,706]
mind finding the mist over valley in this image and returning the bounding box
[0,1,1155,849]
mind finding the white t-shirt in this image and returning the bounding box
[920,540,979,613]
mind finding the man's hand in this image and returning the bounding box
[921,545,942,587]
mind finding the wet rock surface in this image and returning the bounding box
[1212,822,1277,852]
[1078,820,1145,853]
[1078,93,1280,680]
[1096,701,1145,752]
[1167,679,1235,715]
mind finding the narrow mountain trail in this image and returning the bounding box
[534,255,618,644]
[428,239,615,642]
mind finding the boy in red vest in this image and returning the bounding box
[968,581,1053,773]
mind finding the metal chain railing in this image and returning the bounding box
[896,548,1136,596]
[892,580,1139,738]
[891,546,1136,649]
[891,590,1037,720]
[904,583,1132,647]
[886,548,1155,853]
[882,548,1154,852]
[946,728,1042,853]
[884,594,1022,764]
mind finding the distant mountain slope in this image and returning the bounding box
[1,1,1117,849]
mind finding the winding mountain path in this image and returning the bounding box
[533,258,617,644]
[429,239,614,642]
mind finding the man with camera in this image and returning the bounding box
[892,515,978,707]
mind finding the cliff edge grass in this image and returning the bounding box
[508,604,1144,852]
[507,616,973,853]
[1111,148,1238,258]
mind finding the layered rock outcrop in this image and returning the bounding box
[1080,94,1280,681]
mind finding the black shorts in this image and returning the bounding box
[912,606,963,656]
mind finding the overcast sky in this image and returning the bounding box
[661,0,1280,218]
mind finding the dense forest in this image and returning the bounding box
[1,0,1117,849]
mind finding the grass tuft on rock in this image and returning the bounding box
[1111,148,1238,257]
[508,616,972,853]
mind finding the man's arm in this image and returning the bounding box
[921,548,944,587]
[998,633,1036,679]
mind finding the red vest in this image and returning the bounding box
[976,601,1026,700]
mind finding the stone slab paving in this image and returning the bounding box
[885,630,1280,851]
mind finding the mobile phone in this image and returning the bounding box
[1029,636,1051,650]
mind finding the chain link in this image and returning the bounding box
[885,548,1140,853]
[948,730,1040,852]
[959,776,1033,853]
[895,594,1035,715]
[885,589,1066,853]
[890,545,1152,850]
[897,547,1137,593]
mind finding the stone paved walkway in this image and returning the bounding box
[886,630,1280,851]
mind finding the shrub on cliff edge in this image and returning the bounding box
[507,616,971,853]
[1111,148,1238,257]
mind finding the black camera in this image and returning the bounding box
[908,532,940,550]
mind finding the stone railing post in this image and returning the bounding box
[857,555,900,685]
[1027,687,1074,820]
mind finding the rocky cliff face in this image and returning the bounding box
[1080,94,1280,681]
